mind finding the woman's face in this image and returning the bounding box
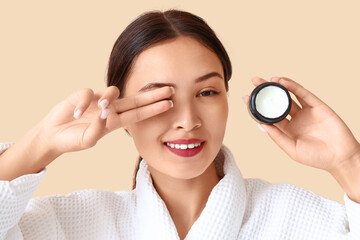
[124,36,228,180]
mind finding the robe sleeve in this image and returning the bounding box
[0,142,129,239]
[0,142,47,240]
[344,193,360,239]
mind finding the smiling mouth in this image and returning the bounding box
[163,142,204,149]
[163,141,205,157]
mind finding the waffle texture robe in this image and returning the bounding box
[0,143,359,240]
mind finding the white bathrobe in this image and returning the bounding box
[0,143,359,240]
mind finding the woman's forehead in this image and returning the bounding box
[125,36,224,93]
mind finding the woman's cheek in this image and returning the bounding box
[202,97,228,120]
[199,100,228,137]
[136,113,170,140]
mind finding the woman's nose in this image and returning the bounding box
[172,102,202,132]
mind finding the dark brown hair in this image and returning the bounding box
[106,10,232,189]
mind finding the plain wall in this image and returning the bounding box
[1,0,359,204]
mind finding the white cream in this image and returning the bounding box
[255,86,289,118]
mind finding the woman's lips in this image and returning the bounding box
[163,140,205,157]
[165,139,204,144]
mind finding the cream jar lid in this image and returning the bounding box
[248,82,292,124]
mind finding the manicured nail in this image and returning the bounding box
[257,123,267,133]
[98,99,109,109]
[170,86,175,94]
[73,109,82,119]
[169,100,174,108]
[101,108,111,119]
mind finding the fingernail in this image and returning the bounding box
[101,108,111,119]
[73,109,82,119]
[242,95,247,101]
[169,100,174,108]
[98,99,109,109]
[257,123,267,133]
[170,86,175,94]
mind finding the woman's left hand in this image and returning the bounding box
[243,76,360,175]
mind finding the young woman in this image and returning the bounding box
[0,10,359,240]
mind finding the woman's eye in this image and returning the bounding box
[199,90,219,97]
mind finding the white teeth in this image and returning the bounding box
[166,142,202,149]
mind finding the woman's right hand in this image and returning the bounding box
[36,86,174,156]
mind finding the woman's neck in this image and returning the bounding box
[149,161,221,239]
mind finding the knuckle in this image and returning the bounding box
[152,104,158,115]
[150,90,158,102]
[88,141,97,148]
[82,88,94,96]
[85,140,97,149]
[79,88,94,102]
[117,115,124,126]
[84,137,95,146]
[133,95,141,107]
[109,86,120,98]
[135,108,142,121]
[71,88,93,106]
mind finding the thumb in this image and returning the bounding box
[259,123,296,160]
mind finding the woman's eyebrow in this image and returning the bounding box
[138,72,223,92]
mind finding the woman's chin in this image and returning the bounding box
[165,161,212,180]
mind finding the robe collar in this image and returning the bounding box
[134,144,247,240]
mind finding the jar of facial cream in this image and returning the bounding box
[248,82,292,124]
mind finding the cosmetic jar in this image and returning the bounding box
[248,82,292,124]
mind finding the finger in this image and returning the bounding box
[98,86,120,109]
[242,95,250,105]
[288,99,301,117]
[113,86,174,113]
[273,118,290,132]
[272,77,324,108]
[260,123,297,160]
[81,111,107,148]
[270,76,282,82]
[251,76,267,87]
[67,88,95,119]
[112,99,173,128]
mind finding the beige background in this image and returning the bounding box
[1,0,359,204]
